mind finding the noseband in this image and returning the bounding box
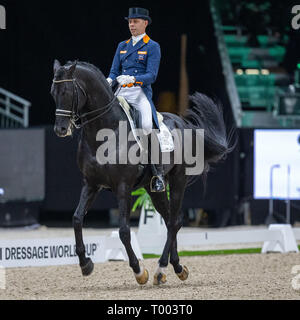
[53,78,116,129]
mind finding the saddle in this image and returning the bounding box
[117,96,163,130]
[112,79,164,129]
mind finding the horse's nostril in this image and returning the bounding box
[54,125,68,136]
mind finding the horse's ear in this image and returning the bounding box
[67,61,77,76]
[53,59,61,74]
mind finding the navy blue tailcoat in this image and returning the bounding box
[108,34,161,128]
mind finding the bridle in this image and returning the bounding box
[53,78,116,129]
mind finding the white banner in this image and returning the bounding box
[254,129,300,199]
[0,236,106,268]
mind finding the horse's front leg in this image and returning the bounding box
[73,182,100,276]
[117,183,149,285]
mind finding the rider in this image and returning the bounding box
[107,7,165,192]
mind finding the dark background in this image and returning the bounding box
[0,0,228,125]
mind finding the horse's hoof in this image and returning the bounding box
[81,258,94,276]
[153,272,167,285]
[135,267,149,285]
[176,265,189,281]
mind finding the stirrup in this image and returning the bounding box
[150,175,166,193]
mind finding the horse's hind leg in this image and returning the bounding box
[117,183,149,285]
[158,171,189,282]
[73,183,99,276]
[170,232,189,281]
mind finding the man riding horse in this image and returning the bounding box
[106,7,165,193]
[51,6,233,285]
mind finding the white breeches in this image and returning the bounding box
[117,86,153,135]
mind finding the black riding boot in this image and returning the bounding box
[149,133,166,192]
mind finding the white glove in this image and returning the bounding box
[116,75,135,85]
[106,77,113,86]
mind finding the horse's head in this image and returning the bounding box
[51,59,87,137]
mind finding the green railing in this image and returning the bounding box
[211,0,298,128]
[210,0,242,127]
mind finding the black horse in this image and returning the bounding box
[51,59,234,285]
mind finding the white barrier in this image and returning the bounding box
[136,207,300,254]
[0,232,143,268]
[137,206,167,235]
[178,225,299,253]
[105,231,143,261]
[0,223,298,268]
[0,236,106,268]
[262,224,299,253]
[137,228,300,254]
[136,230,282,253]
[137,206,167,254]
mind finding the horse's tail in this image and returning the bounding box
[181,92,237,187]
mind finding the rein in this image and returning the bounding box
[53,78,116,129]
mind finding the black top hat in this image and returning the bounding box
[125,7,152,25]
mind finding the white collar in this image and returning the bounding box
[132,33,146,45]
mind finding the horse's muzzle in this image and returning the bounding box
[54,121,72,137]
[54,125,66,137]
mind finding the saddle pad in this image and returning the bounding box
[156,122,174,152]
[117,96,144,151]
[117,96,174,153]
